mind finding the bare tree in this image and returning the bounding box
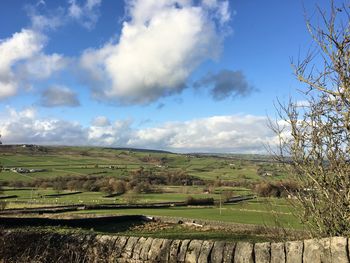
[270,1,350,237]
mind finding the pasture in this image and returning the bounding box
[0,145,301,239]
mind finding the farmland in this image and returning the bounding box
[0,145,301,240]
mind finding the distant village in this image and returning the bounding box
[3,167,47,174]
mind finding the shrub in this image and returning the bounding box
[185,196,214,206]
[254,181,299,198]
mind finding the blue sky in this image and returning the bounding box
[0,0,331,153]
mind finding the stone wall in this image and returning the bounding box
[1,230,349,262]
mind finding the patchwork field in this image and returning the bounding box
[0,145,301,240]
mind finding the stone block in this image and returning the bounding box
[132,237,147,260]
[185,240,203,263]
[178,239,191,262]
[211,241,226,263]
[255,242,270,263]
[198,240,214,263]
[159,239,173,262]
[285,241,303,263]
[234,242,254,263]
[169,240,182,263]
[121,236,139,259]
[330,237,348,263]
[139,237,154,260]
[115,236,129,257]
[271,242,285,263]
[148,238,165,261]
[223,242,236,263]
[303,239,321,263]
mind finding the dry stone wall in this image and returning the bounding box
[1,230,349,262]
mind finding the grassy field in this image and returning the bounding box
[72,198,300,229]
[0,145,288,183]
[0,145,300,239]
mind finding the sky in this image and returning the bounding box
[0,0,333,153]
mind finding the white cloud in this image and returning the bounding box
[29,10,65,31]
[203,0,231,24]
[128,115,274,153]
[0,29,44,99]
[0,109,277,153]
[19,53,68,80]
[68,0,102,29]
[80,0,230,104]
[0,28,69,100]
[0,107,86,145]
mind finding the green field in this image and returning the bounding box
[0,145,301,240]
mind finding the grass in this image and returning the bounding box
[0,145,300,237]
[71,198,301,229]
[0,145,283,183]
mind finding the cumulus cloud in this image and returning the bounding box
[0,29,44,100]
[80,0,231,104]
[68,0,102,29]
[27,6,65,31]
[19,53,68,80]
[128,115,274,153]
[0,26,69,100]
[0,108,278,153]
[0,107,87,145]
[194,70,255,101]
[39,85,80,107]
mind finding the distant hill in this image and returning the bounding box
[104,147,172,154]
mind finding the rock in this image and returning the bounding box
[139,237,154,260]
[234,242,254,263]
[223,242,236,263]
[121,236,139,259]
[303,239,321,263]
[286,241,303,263]
[185,240,203,263]
[198,240,214,263]
[148,238,165,261]
[254,242,270,263]
[169,240,182,263]
[159,239,173,262]
[115,236,129,257]
[211,241,225,263]
[178,239,191,262]
[132,237,147,260]
[270,242,285,263]
[330,237,348,263]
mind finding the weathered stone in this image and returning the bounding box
[148,238,165,261]
[169,240,182,263]
[139,237,154,260]
[198,240,214,263]
[285,241,303,263]
[234,242,254,263]
[223,242,236,263]
[115,236,129,257]
[121,236,139,259]
[319,237,348,263]
[96,235,119,262]
[185,240,203,263]
[178,239,191,262]
[255,242,270,263]
[159,239,173,262]
[132,237,147,260]
[271,242,285,263]
[330,237,348,263]
[318,238,331,262]
[304,239,323,263]
[211,241,226,263]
